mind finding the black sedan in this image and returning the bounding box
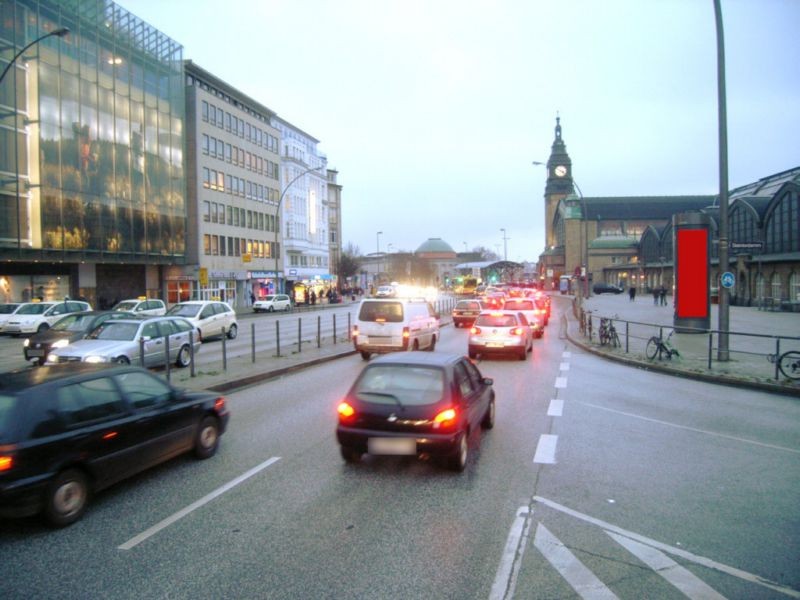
[336,353,495,471]
[0,364,229,526]
[23,310,134,365]
[592,282,625,294]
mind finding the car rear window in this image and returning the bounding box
[475,314,517,327]
[504,300,534,310]
[457,301,481,310]
[358,301,404,323]
[355,366,444,406]
[89,321,141,341]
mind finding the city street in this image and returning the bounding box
[1,299,797,599]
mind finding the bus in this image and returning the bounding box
[454,276,480,296]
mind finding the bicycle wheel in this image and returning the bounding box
[599,327,608,345]
[645,337,660,360]
[610,331,621,348]
[778,351,800,380]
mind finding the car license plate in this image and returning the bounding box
[28,349,45,357]
[486,342,504,348]
[368,437,416,455]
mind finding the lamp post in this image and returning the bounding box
[500,228,508,261]
[0,27,70,85]
[714,0,730,361]
[274,164,324,295]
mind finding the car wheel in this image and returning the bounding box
[43,468,89,527]
[253,308,261,313]
[37,323,49,333]
[175,344,192,368]
[115,355,130,364]
[284,304,291,312]
[426,335,436,351]
[194,416,220,459]
[447,431,468,472]
[468,347,477,360]
[360,351,371,361]
[268,306,275,312]
[340,446,363,463]
[518,347,526,360]
[227,323,238,339]
[482,397,495,429]
[412,339,420,351]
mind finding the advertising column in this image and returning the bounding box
[673,212,711,332]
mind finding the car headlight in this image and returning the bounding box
[51,338,70,349]
[46,353,58,363]
[23,338,30,347]
[85,355,110,363]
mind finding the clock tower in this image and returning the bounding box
[544,116,574,249]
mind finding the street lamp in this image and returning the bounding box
[376,231,383,254]
[500,228,508,261]
[274,164,325,295]
[0,27,70,85]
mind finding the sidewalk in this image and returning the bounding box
[560,292,800,397]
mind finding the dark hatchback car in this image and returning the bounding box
[592,282,624,294]
[451,299,484,328]
[0,364,229,527]
[23,310,134,366]
[336,353,495,471]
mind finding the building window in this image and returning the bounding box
[790,272,800,302]
[203,234,211,255]
[770,272,782,299]
[202,101,209,121]
[220,236,226,256]
[203,201,211,222]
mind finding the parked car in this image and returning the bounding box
[336,352,495,471]
[111,297,167,316]
[352,298,439,360]
[253,294,292,313]
[1,300,92,336]
[593,283,624,294]
[451,299,484,328]
[501,298,545,338]
[0,363,229,526]
[46,316,201,368]
[0,303,23,332]
[23,310,135,366]
[165,301,238,341]
[468,310,533,360]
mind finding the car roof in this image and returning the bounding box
[0,363,135,393]
[369,352,462,368]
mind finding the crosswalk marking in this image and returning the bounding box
[533,523,619,599]
[607,532,726,599]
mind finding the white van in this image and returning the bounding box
[352,298,439,360]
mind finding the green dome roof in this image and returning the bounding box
[415,238,456,254]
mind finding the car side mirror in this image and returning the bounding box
[483,377,493,386]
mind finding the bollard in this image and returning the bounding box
[251,322,256,363]
[221,327,227,371]
[164,333,171,381]
[297,317,302,353]
[317,315,321,348]
[139,337,146,368]
[276,320,281,357]
[190,330,196,377]
[333,313,337,344]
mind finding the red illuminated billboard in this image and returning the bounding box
[675,228,709,318]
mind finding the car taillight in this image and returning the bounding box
[351,325,359,338]
[512,327,524,336]
[0,456,12,472]
[470,326,481,334]
[214,396,227,412]
[337,401,356,423]
[402,326,410,339]
[433,407,458,429]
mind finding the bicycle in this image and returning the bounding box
[599,317,620,348]
[767,350,800,380]
[646,330,680,360]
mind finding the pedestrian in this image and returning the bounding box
[249,291,255,306]
[310,289,316,305]
[629,286,636,301]
[659,285,667,306]
[652,287,659,305]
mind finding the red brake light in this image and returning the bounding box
[338,401,356,423]
[402,326,410,339]
[0,456,12,472]
[512,327,524,336]
[214,396,227,412]
[470,326,481,334]
[351,325,359,338]
[433,407,458,429]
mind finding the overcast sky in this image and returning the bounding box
[120,0,799,263]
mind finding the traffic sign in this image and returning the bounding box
[721,271,735,289]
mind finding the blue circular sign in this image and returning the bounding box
[721,271,735,289]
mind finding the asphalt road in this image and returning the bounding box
[1,299,798,599]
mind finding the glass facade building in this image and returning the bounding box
[0,0,185,304]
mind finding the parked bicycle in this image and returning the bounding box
[646,330,680,360]
[598,317,621,348]
[767,350,800,380]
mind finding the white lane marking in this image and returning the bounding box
[555,376,568,388]
[562,351,571,358]
[119,456,281,550]
[534,523,619,600]
[533,434,558,464]
[607,532,726,600]
[579,401,800,455]
[490,506,534,600]
[548,399,564,416]
[560,362,570,371]
[534,495,800,598]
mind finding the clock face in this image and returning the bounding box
[554,165,567,177]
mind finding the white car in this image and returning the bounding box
[253,294,292,313]
[112,298,167,316]
[2,300,92,336]
[165,300,238,342]
[0,303,23,333]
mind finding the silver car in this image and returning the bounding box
[46,316,201,368]
[253,294,292,313]
[166,301,238,342]
[467,310,533,360]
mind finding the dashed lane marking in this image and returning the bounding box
[547,399,564,416]
[533,434,558,464]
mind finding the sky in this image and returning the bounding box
[118,0,800,263]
